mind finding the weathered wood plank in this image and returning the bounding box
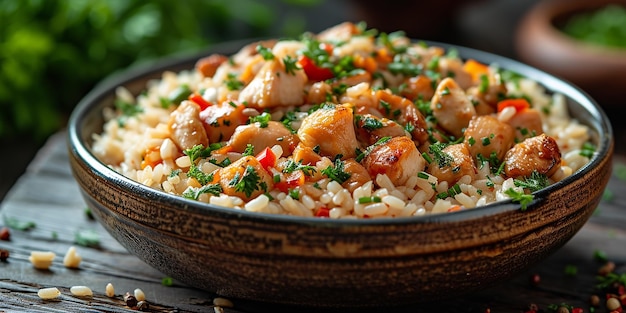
[1,132,625,313]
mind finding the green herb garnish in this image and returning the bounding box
[321,158,351,184]
[504,188,534,211]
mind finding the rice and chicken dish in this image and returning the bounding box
[92,22,593,219]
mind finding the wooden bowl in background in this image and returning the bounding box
[516,0,626,105]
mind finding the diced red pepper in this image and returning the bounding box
[274,171,305,193]
[571,308,583,313]
[297,55,334,82]
[497,98,530,113]
[315,206,330,217]
[256,147,277,172]
[188,92,212,110]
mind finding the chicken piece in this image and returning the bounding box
[506,108,544,142]
[342,159,371,193]
[362,136,425,186]
[427,143,476,185]
[168,101,208,151]
[431,77,477,138]
[227,121,298,156]
[199,101,248,143]
[292,143,322,165]
[400,75,434,102]
[231,39,277,65]
[330,71,372,91]
[374,90,429,145]
[238,58,308,108]
[217,156,274,201]
[307,81,333,104]
[316,22,360,42]
[438,57,473,90]
[297,104,358,159]
[466,93,495,116]
[463,115,515,162]
[504,134,561,179]
[195,54,228,78]
[354,114,407,146]
[466,72,507,109]
[271,40,306,60]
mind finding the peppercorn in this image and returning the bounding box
[529,273,541,286]
[0,249,9,261]
[598,261,616,276]
[0,227,9,241]
[606,297,621,311]
[137,300,149,311]
[124,292,138,308]
[589,294,601,307]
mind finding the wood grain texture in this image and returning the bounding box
[1,131,625,312]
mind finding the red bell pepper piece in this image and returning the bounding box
[188,92,212,110]
[497,98,530,113]
[297,55,334,82]
[255,147,277,171]
[315,206,330,217]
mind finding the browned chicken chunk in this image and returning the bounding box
[168,101,208,151]
[362,136,425,186]
[431,77,476,138]
[427,143,476,185]
[297,104,358,159]
[464,115,515,162]
[504,134,561,178]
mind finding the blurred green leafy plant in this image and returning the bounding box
[0,0,321,142]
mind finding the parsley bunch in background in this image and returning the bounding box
[0,0,322,142]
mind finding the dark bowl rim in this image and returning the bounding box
[67,38,614,227]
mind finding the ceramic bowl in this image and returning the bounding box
[67,40,614,308]
[516,0,626,105]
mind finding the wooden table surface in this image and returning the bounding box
[1,130,625,313]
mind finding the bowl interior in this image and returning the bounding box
[69,40,613,226]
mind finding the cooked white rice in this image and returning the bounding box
[92,22,592,219]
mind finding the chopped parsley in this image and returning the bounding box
[356,136,392,162]
[4,217,36,231]
[183,144,222,184]
[478,74,489,93]
[504,188,534,211]
[288,188,300,200]
[168,84,192,105]
[358,196,382,204]
[242,144,255,157]
[358,115,384,130]
[225,73,244,91]
[75,229,100,247]
[169,169,181,178]
[115,99,143,117]
[249,112,271,128]
[256,44,275,60]
[468,137,476,146]
[428,142,453,168]
[441,86,451,96]
[281,111,298,133]
[580,142,595,158]
[282,159,317,176]
[229,165,265,197]
[514,170,549,192]
[282,55,300,75]
[183,184,223,200]
[321,158,351,184]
